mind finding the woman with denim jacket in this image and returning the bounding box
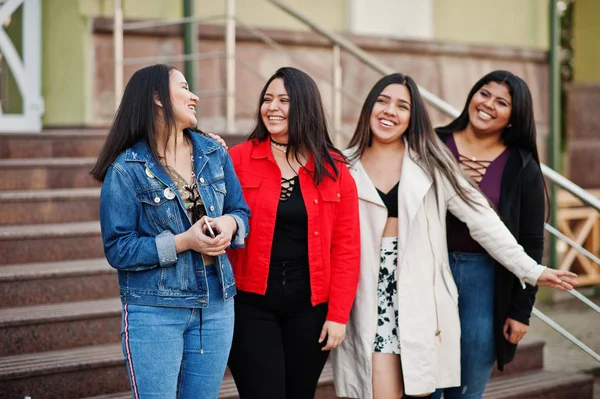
[91,64,250,399]
[432,71,547,399]
[226,67,360,399]
[331,73,576,399]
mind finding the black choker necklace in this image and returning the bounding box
[270,138,288,148]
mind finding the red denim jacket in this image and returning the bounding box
[228,139,360,323]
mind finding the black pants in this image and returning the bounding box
[228,259,330,399]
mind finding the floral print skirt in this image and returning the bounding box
[373,237,400,354]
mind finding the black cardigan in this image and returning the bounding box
[438,131,545,370]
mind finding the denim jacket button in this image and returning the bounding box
[209,205,215,212]
[154,196,160,203]
[145,168,155,178]
[199,177,205,184]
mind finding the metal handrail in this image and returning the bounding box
[234,17,363,106]
[542,165,600,212]
[263,0,600,364]
[110,0,600,366]
[532,308,600,363]
[122,14,225,31]
[266,0,461,117]
[566,289,600,316]
[123,51,225,65]
[545,224,600,267]
[265,0,600,214]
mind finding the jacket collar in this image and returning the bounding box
[124,129,220,161]
[345,148,385,207]
[124,129,219,171]
[251,138,318,173]
[345,138,433,217]
[122,130,222,214]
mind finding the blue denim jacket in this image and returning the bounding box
[99,130,250,307]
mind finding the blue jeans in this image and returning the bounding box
[121,265,234,399]
[433,252,496,399]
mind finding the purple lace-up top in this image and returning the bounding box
[446,134,511,253]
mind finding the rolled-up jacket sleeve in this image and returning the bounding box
[100,164,177,271]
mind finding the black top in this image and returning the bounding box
[270,176,309,262]
[437,130,545,371]
[376,181,399,218]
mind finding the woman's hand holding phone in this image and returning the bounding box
[208,215,238,241]
[178,217,231,256]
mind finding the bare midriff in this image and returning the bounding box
[382,216,398,238]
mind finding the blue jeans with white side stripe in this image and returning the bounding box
[121,264,234,399]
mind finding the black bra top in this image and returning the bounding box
[375,181,399,218]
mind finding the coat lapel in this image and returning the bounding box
[347,155,386,209]
[397,146,433,258]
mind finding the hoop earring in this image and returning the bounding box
[506,123,512,128]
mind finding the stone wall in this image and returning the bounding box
[564,83,600,187]
[92,19,549,159]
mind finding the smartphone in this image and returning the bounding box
[204,218,216,238]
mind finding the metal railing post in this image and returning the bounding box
[225,0,236,133]
[113,0,124,111]
[183,0,197,92]
[549,0,561,269]
[332,45,342,147]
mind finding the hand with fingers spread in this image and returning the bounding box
[536,269,577,291]
[319,321,346,351]
[503,318,528,344]
[176,216,231,256]
[207,132,228,150]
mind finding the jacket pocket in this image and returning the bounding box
[137,188,178,229]
[441,261,459,305]
[239,173,262,208]
[318,182,341,219]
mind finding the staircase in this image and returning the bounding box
[0,130,594,399]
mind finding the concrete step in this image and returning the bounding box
[0,298,121,356]
[0,221,103,265]
[0,343,334,399]
[483,370,594,398]
[0,258,117,308]
[0,343,129,399]
[83,360,336,399]
[0,188,100,225]
[491,340,544,377]
[0,130,249,160]
[0,157,100,190]
[0,130,107,159]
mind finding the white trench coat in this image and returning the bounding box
[332,146,545,398]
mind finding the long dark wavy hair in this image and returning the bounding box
[348,73,478,206]
[91,64,180,182]
[248,67,344,185]
[436,70,542,167]
[435,70,548,214]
